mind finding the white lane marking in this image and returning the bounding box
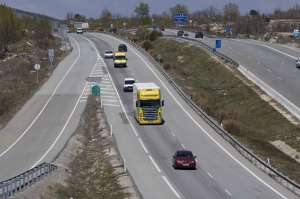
[0,37,82,159]
[281,62,284,65]
[181,144,185,149]
[238,51,241,54]
[32,37,97,167]
[149,156,161,172]
[82,96,88,98]
[258,62,261,65]
[236,39,297,60]
[267,69,271,72]
[248,56,251,59]
[162,176,181,198]
[259,51,263,54]
[102,99,118,102]
[207,173,213,178]
[101,96,118,98]
[293,69,297,72]
[102,104,120,107]
[101,34,288,198]
[228,47,232,49]
[100,91,116,94]
[225,189,232,195]
[80,100,87,102]
[278,77,282,80]
[172,132,175,136]
[270,56,273,58]
[139,138,148,153]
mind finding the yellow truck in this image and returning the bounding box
[133,83,164,124]
[113,52,127,67]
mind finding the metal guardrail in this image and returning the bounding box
[99,31,300,196]
[0,162,57,198]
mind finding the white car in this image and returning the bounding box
[104,50,114,59]
[76,28,83,34]
[123,78,135,92]
[182,33,190,38]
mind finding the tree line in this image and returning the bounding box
[0,4,53,55]
[63,2,300,37]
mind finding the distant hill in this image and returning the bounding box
[13,8,59,21]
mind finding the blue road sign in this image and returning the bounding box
[216,40,221,48]
[153,25,157,30]
[212,48,216,53]
[294,29,299,37]
[226,26,230,33]
[174,13,188,24]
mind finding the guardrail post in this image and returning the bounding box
[25,172,28,187]
[16,177,20,193]
[9,180,12,197]
[35,168,38,182]
[1,182,4,199]
[30,170,33,186]
[20,175,24,191]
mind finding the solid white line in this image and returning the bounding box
[278,77,282,80]
[84,36,139,137]
[102,104,120,107]
[80,100,87,102]
[172,132,175,136]
[102,34,288,198]
[162,176,181,198]
[225,189,232,195]
[181,144,185,149]
[31,37,97,167]
[0,37,82,159]
[149,156,161,172]
[138,138,148,153]
[207,173,213,178]
[248,56,251,59]
[267,69,271,72]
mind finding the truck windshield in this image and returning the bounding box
[140,100,160,107]
[125,80,135,84]
[115,56,126,60]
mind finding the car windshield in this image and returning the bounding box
[125,80,135,84]
[105,51,113,54]
[140,100,160,107]
[115,56,126,60]
[177,151,193,158]
[184,34,188,36]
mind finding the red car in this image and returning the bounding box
[159,26,165,31]
[172,150,197,169]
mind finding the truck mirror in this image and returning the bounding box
[136,101,138,107]
[162,100,164,106]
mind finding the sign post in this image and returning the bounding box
[225,26,231,37]
[48,49,54,68]
[189,20,193,30]
[34,64,40,83]
[294,29,299,37]
[123,20,126,28]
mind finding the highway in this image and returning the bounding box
[165,29,300,116]
[0,31,298,198]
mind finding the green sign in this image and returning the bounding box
[92,85,100,94]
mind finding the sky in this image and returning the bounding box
[0,0,299,20]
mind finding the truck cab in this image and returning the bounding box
[113,52,127,67]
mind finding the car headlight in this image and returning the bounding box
[190,161,195,163]
[176,160,181,163]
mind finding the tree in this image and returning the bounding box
[65,12,74,20]
[101,8,112,22]
[134,2,150,17]
[250,10,258,17]
[0,4,22,53]
[169,4,189,16]
[223,3,240,21]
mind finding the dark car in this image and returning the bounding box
[118,44,127,52]
[195,31,203,38]
[159,26,165,31]
[172,150,197,169]
[177,30,184,37]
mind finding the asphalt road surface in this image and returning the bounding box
[0,31,298,199]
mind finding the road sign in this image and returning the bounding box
[174,13,188,24]
[216,40,221,48]
[294,29,299,37]
[226,26,230,33]
[48,49,54,63]
[202,25,206,30]
[153,25,157,30]
[99,22,102,26]
[110,24,113,28]
[92,85,100,95]
[34,64,40,83]
[34,64,40,70]
[189,20,193,24]
[152,18,154,22]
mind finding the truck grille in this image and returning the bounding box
[142,107,158,120]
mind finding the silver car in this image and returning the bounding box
[104,50,114,59]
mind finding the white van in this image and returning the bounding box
[76,28,83,34]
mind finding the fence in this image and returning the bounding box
[0,162,57,198]
[98,31,300,196]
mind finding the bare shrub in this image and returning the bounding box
[0,92,11,115]
[222,119,240,136]
[163,62,171,70]
[141,40,153,50]
[215,109,229,123]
